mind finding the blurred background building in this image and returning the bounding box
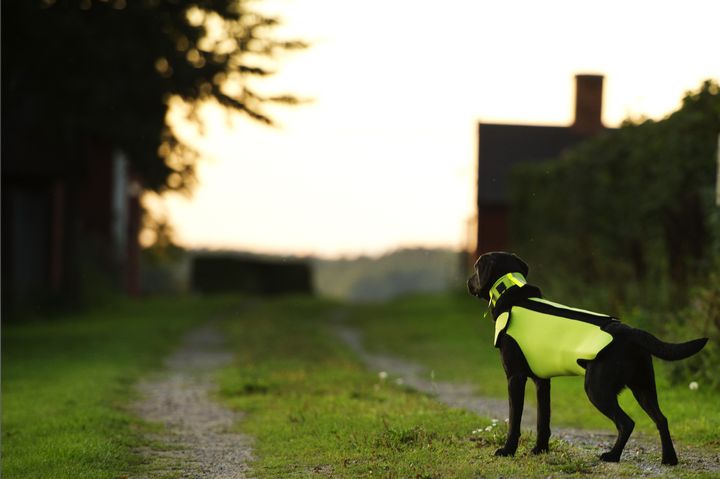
[475,74,609,256]
[2,137,142,310]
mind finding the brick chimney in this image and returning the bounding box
[572,74,604,134]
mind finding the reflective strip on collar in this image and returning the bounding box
[489,272,527,308]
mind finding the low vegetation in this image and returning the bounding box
[4,293,718,478]
[313,248,463,301]
[217,295,719,477]
[1,296,233,479]
[349,293,720,446]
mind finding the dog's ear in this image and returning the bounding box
[476,254,495,288]
[512,253,529,278]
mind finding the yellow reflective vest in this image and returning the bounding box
[490,274,616,378]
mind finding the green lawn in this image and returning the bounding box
[216,296,718,478]
[3,293,717,478]
[1,296,235,479]
[346,293,720,447]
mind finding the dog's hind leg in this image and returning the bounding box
[628,356,678,465]
[585,367,634,462]
[531,378,551,454]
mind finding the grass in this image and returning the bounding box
[346,293,720,447]
[216,296,704,478]
[1,295,236,479]
[4,293,718,478]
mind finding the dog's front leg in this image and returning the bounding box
[531,378,551,454]
[496,374,527,456]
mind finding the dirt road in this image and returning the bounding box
[132,326,253,479]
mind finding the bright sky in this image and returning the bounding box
[149,0,720,258]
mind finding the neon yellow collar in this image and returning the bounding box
[489,272,527,308]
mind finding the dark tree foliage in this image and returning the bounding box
[2,0,306,191]
[509,80,720,309]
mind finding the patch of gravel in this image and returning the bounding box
[131,325,253,479]
[333,325,532,426]
[333,324,720,476]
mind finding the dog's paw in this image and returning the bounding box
[531,445,549,455]
[494,447,515,457]
[599,451,620,463]
[662,454,678,466]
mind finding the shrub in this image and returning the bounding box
[666,270,720,390]
[510,80,720,313]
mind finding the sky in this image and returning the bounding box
[146,0,720,258]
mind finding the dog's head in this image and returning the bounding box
[467,251,529,301]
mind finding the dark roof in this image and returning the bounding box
[477,123,607,204]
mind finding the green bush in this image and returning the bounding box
[666,269,720,390]
[510,80,720,314]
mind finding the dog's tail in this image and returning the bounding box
[625,327,708,361]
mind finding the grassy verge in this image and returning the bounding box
[1,296,234,479]
[348,293,720,447]
[5,293,716,478]
[217,296,674,478]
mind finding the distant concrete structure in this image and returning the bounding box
[475,74,610,256]
[191,254,313,296]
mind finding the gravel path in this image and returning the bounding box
[333,324,720,476]
[131,325,253,479]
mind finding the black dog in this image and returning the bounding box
[467,251,708,465]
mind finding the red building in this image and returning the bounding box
[475,74,609,256]
[2,134,142,312]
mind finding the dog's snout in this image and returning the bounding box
[467,274,480,295]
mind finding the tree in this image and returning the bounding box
[2,0,306,191]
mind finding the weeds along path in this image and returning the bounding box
[333,324,720,476]
[333,325,533,426]
[132,325,253,479]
